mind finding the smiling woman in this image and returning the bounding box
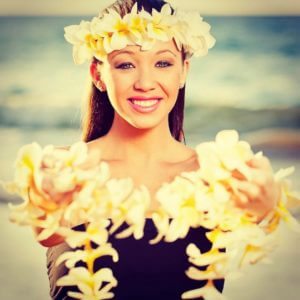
[43,0,226,299]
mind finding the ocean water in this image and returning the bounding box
[0,16,299,127]
[0,15,299,182]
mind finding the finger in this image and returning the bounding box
[235,180,261,199]
[231,178,261,201]
[233,189,249,206]
[230,178,250,205]
[248,168,269,185]
[247,156,273,172]
[232,166,267,186]
[231,169,247,180]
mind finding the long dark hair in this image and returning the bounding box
[81,0,187,144]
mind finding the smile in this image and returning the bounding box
[128,98,161,113]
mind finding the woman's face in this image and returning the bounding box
[95,39,189,129]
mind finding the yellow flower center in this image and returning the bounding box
[115,19,130,35]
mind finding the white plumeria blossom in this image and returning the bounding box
[56,267,117,300]
[59,220,111,248]
[64,2,216,64]
[2,129,300,299]
[55,243,119,269]
[114,185,151,240]
[181,279,228,300]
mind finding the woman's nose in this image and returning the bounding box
[134,67,155,91]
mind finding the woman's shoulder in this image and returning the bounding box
[77,138,104,169]
[170,142,198,164]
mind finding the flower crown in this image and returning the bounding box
[64,2,216,64]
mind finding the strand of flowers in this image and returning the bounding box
[2,141,152,299]
[148,130,300,300]
[2,130,300,300]
[64,2,215,64]
[54,179,152,299]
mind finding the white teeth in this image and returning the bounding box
[132,99,159,107]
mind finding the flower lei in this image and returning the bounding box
[64,2,216,64]
[2,130,300,300]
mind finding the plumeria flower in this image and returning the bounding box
[272,199,300,233]
[56,267,117,300]
[185,262,226,281]
[98,9,133,53]
[58,220,111,248]
[106,178,134,208]
[62,165,111,227]
[176,10,216,57]
[155,176,201,242]
[114,185,151,240]
[64,20,93,64]
[55,244,119,269]
[186,243,227,267]
[149,207,170,244]
[62,181,100,226]
[64,20,91,45]
[197,130,254,181]
[124,3,148,42]
[31,209,65,241]
[146,4,175,42]
[181,279,227,300]
[8,196,44,226]
[207,224,278,270]
[13,142,43,196]
[182,12,213,51]
[195,143,231,184]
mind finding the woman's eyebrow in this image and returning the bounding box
[156,49,177,57]
[111,49,177,59]
[111,50,135,59]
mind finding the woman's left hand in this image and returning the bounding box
[231,155,281,223]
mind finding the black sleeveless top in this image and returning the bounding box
[46,218,225,299]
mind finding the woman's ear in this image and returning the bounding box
[179,59,190,88]
[90,60,106,92]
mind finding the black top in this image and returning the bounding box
[46,218,225,300]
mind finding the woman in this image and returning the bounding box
[42,0,280,299]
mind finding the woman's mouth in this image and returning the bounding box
[128,98,162,113]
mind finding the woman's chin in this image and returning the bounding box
[125,114,166,130]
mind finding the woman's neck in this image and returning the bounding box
[97,114,184,167]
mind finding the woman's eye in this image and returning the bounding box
[156,61,173,68]
[116,62,134,69]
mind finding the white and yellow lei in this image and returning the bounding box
[63,2,216,64]
[2,130,300,300]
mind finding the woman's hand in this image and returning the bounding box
[40,172,75,205]
[231,155,281,223]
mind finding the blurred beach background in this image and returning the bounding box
[0,0,300,299]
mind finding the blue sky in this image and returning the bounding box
[1,0,300,16]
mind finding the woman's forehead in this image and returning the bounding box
[108,39,180,59]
